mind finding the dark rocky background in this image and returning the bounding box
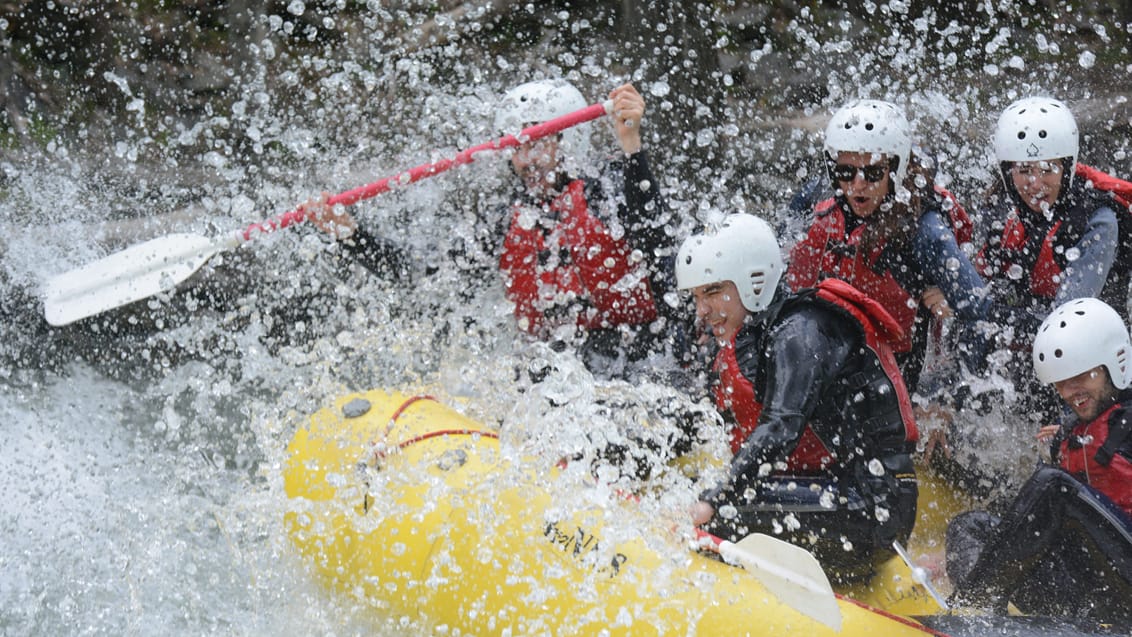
[2,1,1130,202]
[1,0,1130,378]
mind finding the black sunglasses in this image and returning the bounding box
[832,163,888,183]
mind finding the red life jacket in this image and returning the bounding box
[1077,163,1132,212]
[787,198,917,353]
[975,163,1132,299]
[712,342,834,472]
[498,179,658,335]
[975,212,1065,298]
[712,278,917,473]
[1060,402,1132,517]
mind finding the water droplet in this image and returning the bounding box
[868,458,885,476]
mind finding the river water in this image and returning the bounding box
[3,3,1132,635]
[0,155,706,634]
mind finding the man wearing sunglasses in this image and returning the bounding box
[947,298,1132,620]
[787,99,990,396]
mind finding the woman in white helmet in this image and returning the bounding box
[302,80,676,377]
[787,99,990,393]
[946,297,1132,620]
[976,96,1126,346]
[677,213,919,583]
[965,95,1129,434]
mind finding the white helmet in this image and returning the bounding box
[675,214,784,313]
[993,96,1078,176]
[824,99,913,186]
[494,79,592,161]
[1033,297,1132,389]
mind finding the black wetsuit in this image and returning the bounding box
[700,286,918,583]
[947,386,1132,620]
[947,465,1132,621]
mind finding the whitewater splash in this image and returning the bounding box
[3,2,1132,634]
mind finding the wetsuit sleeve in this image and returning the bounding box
[620,151,668,250]
[703,308,856,504]
[340,226,415,281]
[619,150,678,303]
[1054,205,1118,305]
[910,209,990,320]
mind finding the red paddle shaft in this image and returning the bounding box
[238,101,612,241]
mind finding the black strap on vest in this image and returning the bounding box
[1097,408,1132,467]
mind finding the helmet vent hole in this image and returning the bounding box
[1039,130,1048,138]
[865,123,874,131]
[1059,320,1068,328]
[1038,353,1046,362]
[750,271,767,296]
[1017,132,1026,140]
[1054,348,1064,358]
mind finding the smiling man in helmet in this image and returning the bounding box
[304,80,674,378]
[678,213,919,583]
[948,297,1132,619]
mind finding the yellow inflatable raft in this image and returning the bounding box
[283,389,952,636]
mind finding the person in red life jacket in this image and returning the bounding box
[302,80,675,377]
[947,298,1132,620]
[974,97,1125,409]
[678,213,919,583]
[787,99,991,395]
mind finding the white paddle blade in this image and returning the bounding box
[723,533,842,631]
[43,233,236,326]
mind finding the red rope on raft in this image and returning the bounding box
[383,394,437,438]
[371,394,499,461]
[395,428,499,450]
[833,595,953,636]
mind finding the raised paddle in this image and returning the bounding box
[695,529,842,631]
[42,100,613,327]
